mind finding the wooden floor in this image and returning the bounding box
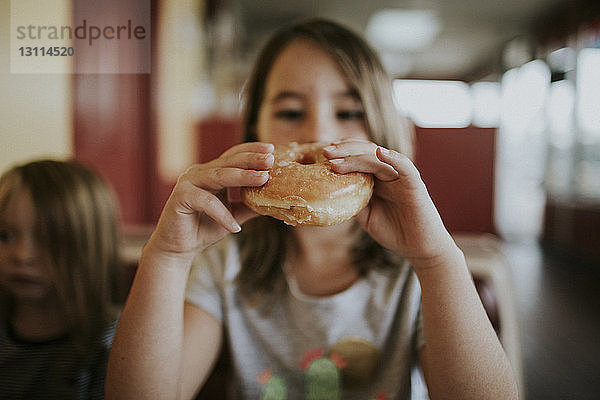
[502,240,600,399]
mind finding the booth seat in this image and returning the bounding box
[454,233,525,399]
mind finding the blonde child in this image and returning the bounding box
[0,159,120,399]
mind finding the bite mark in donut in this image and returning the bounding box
[241,142,374,226]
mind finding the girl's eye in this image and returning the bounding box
[0,229,15,244]
[337,110,365,120]
[275,110,304,120]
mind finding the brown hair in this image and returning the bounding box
[237,18,411,303]
[0,159,120,355]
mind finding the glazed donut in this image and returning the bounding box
[241,142,374,226]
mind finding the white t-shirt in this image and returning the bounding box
[185,236,427,399]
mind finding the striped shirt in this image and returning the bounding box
[0,319,116,400]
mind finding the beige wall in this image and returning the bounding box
[156,0,206,180]
[0,0,72,174]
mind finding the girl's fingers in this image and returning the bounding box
[322,139,377,158]
[213,151,274,171]
[375,146,421,180]
[182,166,269,192]
[330,155,398,181]
[324,140,403,180]
[219,142,274,158]
[177,183,242,233]
[328,145,418,183]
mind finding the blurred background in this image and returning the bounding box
[1,0,599,398]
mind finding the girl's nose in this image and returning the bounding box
[13,236,37,266]
[303,108,337,143]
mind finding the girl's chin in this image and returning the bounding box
[6,281,55,304]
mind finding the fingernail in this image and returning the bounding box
[329,158,344,165]
[324,145,336,152]
[232,221,242,233]
[255,170,270,178]
[378,146,391,156]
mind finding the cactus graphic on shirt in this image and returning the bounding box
[300,348,347,400]
[257,369,288,400]
[368,392,392,400]
[257,348,389,400]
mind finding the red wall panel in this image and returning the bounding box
[73,74,152,225]
[196,117,242,163]
[414,126,496,234]
[72,0,158,226]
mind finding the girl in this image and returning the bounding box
[0,159,120,399]
[107,19,518,399]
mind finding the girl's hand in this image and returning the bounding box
[144,142,274,263]
[324,139,459,270]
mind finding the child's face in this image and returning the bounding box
[256,39,370,145]
[0,187,56,304]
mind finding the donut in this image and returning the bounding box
[241,142,374,226]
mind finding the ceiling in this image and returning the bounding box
[231,0,574,81]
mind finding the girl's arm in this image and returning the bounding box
[105,143,274,399]
[415,247,518,400]
[105,251,220,399]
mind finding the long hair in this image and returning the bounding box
[0,159,120,356]
[237,18,412,303]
